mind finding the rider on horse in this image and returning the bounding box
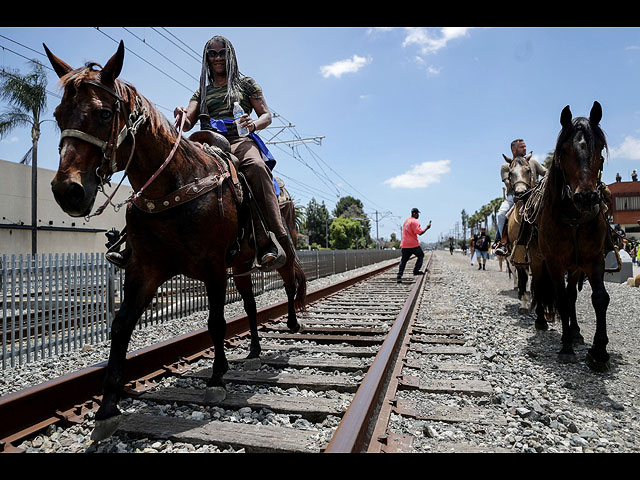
[494,139,546,258]
[107,35,287,270]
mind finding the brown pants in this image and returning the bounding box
[229,136,286,238]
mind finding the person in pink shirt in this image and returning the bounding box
[397,208,431,283]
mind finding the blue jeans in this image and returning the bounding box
[496,194,514,238]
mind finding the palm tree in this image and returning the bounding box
[0,60,49,256]
[489,197,503,231]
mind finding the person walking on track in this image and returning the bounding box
[397,208,431,283]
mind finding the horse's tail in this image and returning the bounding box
[293,258,307,312]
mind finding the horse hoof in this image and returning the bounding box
[91,414,122,441]
[288,321,304,333]
[204,386,227,404]
[558,353,578,364]
[586,352,611,373]
[572,335,585,346]
[535,321,548,331]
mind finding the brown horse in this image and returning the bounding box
[503,153,535,313]
[44,41,307,439]
[527,101,611,372]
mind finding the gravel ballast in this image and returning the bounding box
[5,250,640,453]
[388,250,640,453]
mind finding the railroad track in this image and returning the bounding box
[1,252,526,453]
[0,257,423,453]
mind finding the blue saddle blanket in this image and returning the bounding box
[210,118,280,196]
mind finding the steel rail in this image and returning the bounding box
[324,253,432,453]
[0,260,398,450]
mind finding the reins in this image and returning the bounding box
[67,79,187,221]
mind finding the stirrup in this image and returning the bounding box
[494,244,509,256]
[256,232,287,272]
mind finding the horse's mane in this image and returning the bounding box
[59,63,210,169]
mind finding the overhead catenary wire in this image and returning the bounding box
[1,27,387,231]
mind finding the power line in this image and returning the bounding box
[121,27,199,83]
[2,28,379,218]
[94,27,194,94]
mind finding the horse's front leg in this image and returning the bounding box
[586,270,611,372]
[204,272,230,403]
[92,266,165,441]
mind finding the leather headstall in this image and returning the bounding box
[58,79,148,184]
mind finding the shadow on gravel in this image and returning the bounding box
[525,325,625,412]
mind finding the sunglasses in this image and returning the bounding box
[206,48,227,59]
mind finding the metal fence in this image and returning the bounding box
[1,249,400,369]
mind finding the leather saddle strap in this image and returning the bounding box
[131,173,229,214]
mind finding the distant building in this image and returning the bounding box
[607,180,640,240]
[0,159,128,256]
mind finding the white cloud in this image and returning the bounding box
[610,135,640,160]
[320,54,372,78]
[426,65,442,76]
[384,160,451,189]
[0,136,19,144]
[402,27,473,55]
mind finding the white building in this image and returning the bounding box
[0,158,129,256]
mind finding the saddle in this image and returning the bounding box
[189,130,290,272]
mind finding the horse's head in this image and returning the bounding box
[555,101,607,214]
[503,152,534,196]
[44,41,127,217]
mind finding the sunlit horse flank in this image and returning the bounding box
[528,101,611,372]
[44,41,307,440]
[502,153,536,313]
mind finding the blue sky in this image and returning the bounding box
[2,26,640,244]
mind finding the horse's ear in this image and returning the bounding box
[525,152,532,161]
[100,41,125,85]
[590,101,602,125]
[560,105,572,129]
[43,43,73,78]
[502,154,512,163]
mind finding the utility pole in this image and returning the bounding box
[375,211,379,249]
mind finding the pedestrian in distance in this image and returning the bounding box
[397,208,431,283]
[475,227,490,270]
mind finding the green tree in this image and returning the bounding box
[461,209,469,241]
[304,198,331,248]
[0,60,49,256]
[543,150,554,169]
[330,217,363,250]
[333,196,372,246]
[489,197,503,231]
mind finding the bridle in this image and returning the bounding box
[509,158,534,196]
[58,79,148,187]
[57,78,189,221]
[555,150,604,225]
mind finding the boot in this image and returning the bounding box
[105,228,130,268]
[106,247,131,268]
[482,263,486,270]
[478,263,482,270]
[256,231,287,272]
[494,229,509,256]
